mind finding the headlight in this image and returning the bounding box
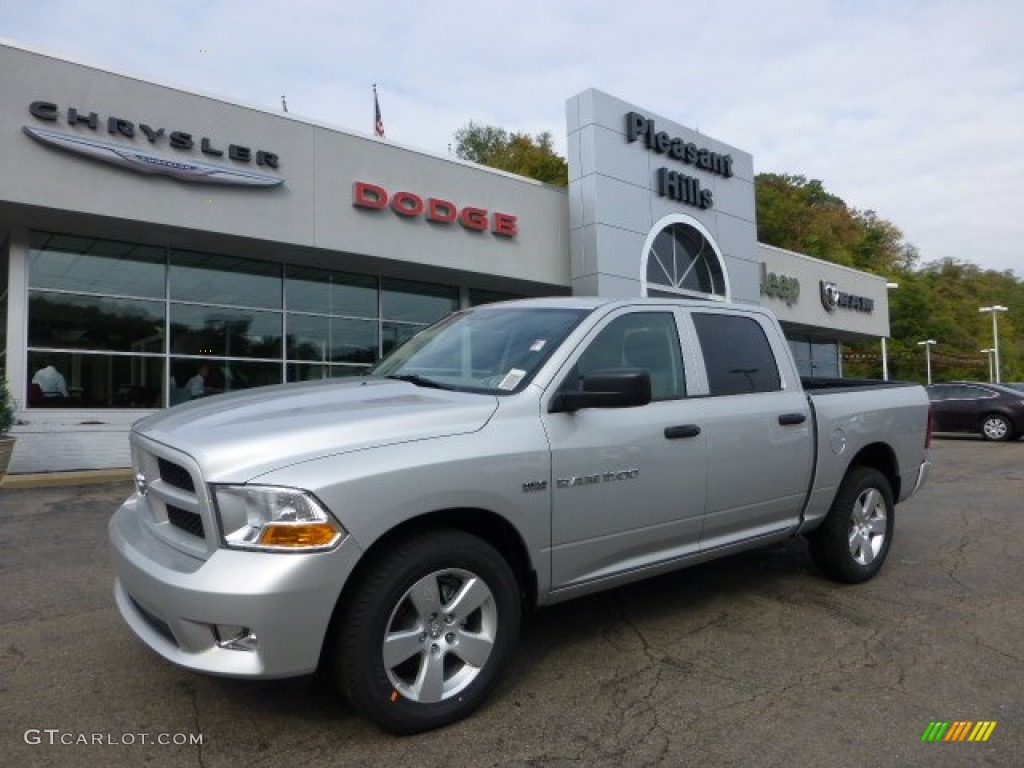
[212,485,344,552]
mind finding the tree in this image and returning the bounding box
[454,121,568,186]
[754,173,1024,382]
[755,173,918,274]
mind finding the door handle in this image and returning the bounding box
[665,424,701,439]
[778,412,807,426]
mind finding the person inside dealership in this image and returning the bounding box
[186,364,209,399]
[31,359,69,401]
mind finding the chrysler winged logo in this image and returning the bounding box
[24,126,284,187]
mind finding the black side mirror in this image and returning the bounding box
[549,368,652,413]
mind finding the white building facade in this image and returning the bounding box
[0,42,890,473]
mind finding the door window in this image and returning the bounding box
[571,312,685,401]
[693,313,781,396]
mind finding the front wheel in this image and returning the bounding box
[334,529,521,734]
[981,414,1014,441]
[807,466,894,583]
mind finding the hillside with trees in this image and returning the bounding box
[453,123,1021,383]
[756,174,1021,383]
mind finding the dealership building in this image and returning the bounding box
[0,40,891,474]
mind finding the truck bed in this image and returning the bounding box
[801,376,921,394]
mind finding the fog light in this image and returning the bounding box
[214,624,258,651]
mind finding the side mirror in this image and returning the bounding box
[549,368,652,413]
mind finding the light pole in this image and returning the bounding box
[979,305,1008,383]
[980,349,994,382]
[881,282,899,381]
[917,339,936,385]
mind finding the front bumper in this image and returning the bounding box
[109,494,364,679]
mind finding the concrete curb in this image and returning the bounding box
[0,468,134,490]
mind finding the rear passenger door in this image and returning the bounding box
[686,310,814,550]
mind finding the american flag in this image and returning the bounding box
[374,85,385,139]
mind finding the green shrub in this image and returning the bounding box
[0,378,14,435]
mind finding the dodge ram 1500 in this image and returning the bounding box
[109,297,931,733]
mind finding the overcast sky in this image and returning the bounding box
[3,0,1022,275]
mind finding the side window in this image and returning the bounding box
[692,313,782,396]
[572,312,685,401]
[963,386,993,400]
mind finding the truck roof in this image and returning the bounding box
[481,296,768,315]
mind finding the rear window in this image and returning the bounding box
[693,313,781,396]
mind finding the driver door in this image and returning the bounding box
[540,309,708,593]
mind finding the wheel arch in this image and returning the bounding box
[847,442,900,501]
[319,507,536,670]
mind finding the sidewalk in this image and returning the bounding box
[0,468,133,490]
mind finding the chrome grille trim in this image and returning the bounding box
[130,434,215,559]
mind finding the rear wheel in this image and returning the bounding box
[981,414,1013,441]
[808,466,894,583]
[334,529,521,733]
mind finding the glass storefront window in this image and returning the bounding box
[810,340,840,377]
[285,315,378,364]
[330,317,378,363]
[29,292,165,353]
[29,233,165,298]
[286,314,330,361]
[286,363,367,382]
[170,304,282,359]
[28,350,164,408]
[170,250,282,309]
[285,267,378,317]
[24,230,523,409]
[787,335,840,378]
[788,338,812,377]
[382,322,423,357]
[169,358,283,403]
[382,278,458,324]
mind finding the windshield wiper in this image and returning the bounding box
[385,374,454,390]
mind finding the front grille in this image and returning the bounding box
[135,442,210,554]
[167,504,205,538]
[130,595,178,647]
[158,457,195,492]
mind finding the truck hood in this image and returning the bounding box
[132,377,499,482]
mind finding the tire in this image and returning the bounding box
[981,413,1014,442]
[808,466,894,584]
[334,529,521,734]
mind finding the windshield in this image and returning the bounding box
[371,306,588,394]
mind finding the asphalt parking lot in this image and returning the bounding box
[1,436,1022,767]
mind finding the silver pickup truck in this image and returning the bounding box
[109,297,931,733]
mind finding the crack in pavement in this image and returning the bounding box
[0,642,26,693]
[188,684,207,768]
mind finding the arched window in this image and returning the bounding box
[641,215,729,301]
